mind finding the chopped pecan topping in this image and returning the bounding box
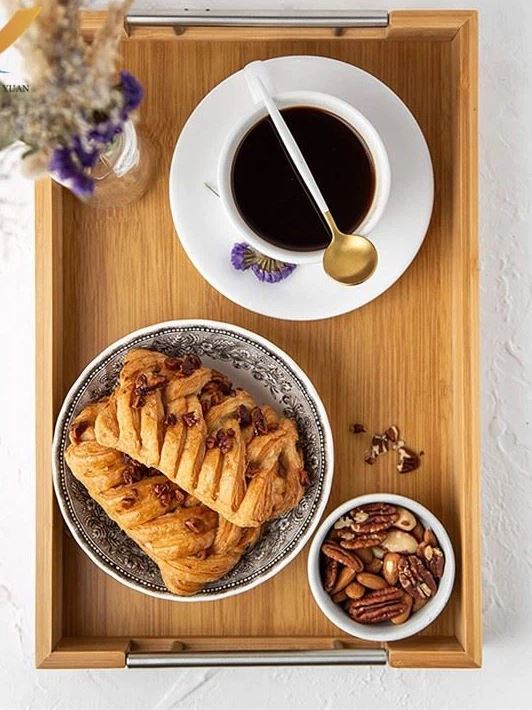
[164,356,182,371]
[237,404,252,427]
[348,588,407,624]
[321,542,363,571]
[134,371,167,396]
[122,458,150,485]
[298,468,310,487]
[164,412,178,427]
[349,423,367,434]
[398,555,437,600]
[251,407,268,436]
[350,503,398,533]
[210,370,234,395]
[70,420,89,444]
[164,353,202,376]
[181,354,202,376]
[153,481,180,507]
[121,489,138,510]
[184,517,205,534]
[245,461,260,480]
[206,428,236,454]
[397,446,421,473]
[182,411,199,427]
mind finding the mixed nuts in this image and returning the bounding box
[320,502,445,625]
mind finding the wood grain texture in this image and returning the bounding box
[35,10,480,669]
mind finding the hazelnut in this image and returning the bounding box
[382,530,418,554]
[393,507,417,531]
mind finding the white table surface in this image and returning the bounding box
[0,0,530,708]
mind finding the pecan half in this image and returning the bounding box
[398,555,438,600]
[418,543,445,579]
[321,542,363,571]
[322,558,339,592]
[350,503,398,533]
[348,587,407,624]
[339,530,388,549]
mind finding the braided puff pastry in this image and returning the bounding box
[65,401,260,595]
[94,348,309,528]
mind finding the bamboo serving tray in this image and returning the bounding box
[35,9,480,669]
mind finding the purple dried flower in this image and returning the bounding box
[119,71,144,117]
[49,146,95,199]
[230,243,296,283]
[72,136,99,168]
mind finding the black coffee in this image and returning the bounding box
[231,106,375,252]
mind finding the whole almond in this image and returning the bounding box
[413,596,428,612]
[383,552,401,586]
[391,593,413,624]
[356,572,389,590]
[382,530,418,554]
[330,566,357,595]
[423,528,438,546]
[345,581,366,599]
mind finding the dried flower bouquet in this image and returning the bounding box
[0,0,143,198]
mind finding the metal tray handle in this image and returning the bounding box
[125,9,389,30]
[127,648,388,668]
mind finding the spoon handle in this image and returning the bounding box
[244,62,330,216]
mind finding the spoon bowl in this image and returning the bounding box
[322,211,378,285]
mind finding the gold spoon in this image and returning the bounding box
[244,62,378,285]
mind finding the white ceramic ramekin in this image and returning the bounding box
[217,90,391,264]
[307,493,455,642]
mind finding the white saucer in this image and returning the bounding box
[169,56,434,321]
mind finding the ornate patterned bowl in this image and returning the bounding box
[52,320,334,601]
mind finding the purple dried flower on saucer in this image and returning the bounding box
[231,243,296,283]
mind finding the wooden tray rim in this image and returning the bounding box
[35,8,480,670]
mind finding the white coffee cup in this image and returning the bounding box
[217,91,391,265]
